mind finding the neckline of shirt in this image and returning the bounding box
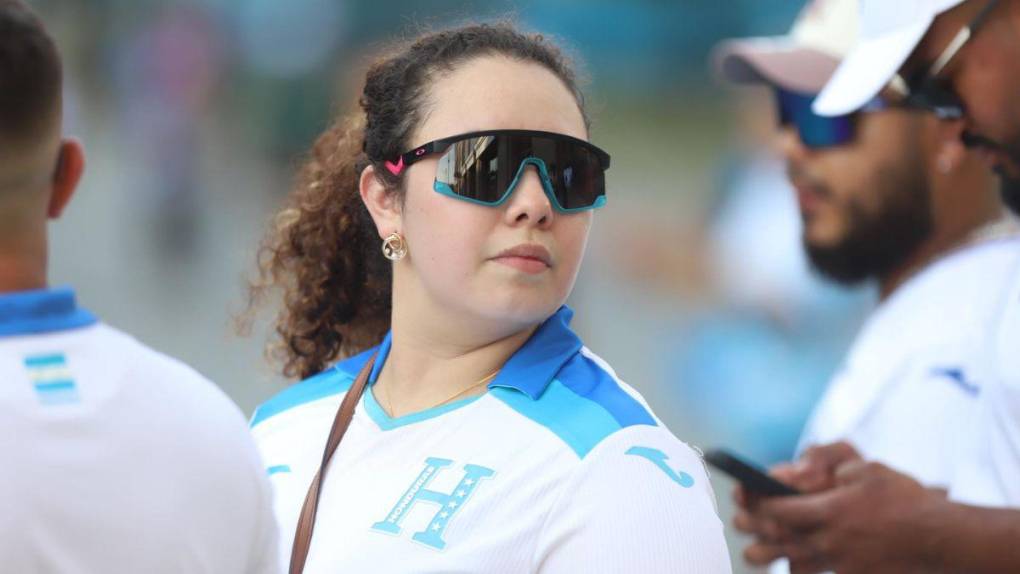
[360,384,486,431]
[367,305,582,400]
[0,286,97,338]
[357,305,583,431]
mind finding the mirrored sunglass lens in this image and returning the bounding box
[517,137,604,210]
[798,114,853,148]
[435,136,504,202]
[776,89,814,126]
[557,149,603,210]
[435,133,606,209]
[777,89,853,148]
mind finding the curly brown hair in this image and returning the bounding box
[250,22,592,380]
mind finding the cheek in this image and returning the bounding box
[402,182,497,280]
[803,159,874,242]
[959,60,1020,142]
[553,216,592,277]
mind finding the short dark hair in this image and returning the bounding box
[0,0,61,144]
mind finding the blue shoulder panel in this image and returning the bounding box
[250,347,377,428]
[490,351,656,458]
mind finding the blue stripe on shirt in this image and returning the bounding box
[250,347,376,428]
[491,351,656,458]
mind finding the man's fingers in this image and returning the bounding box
[743,541,786,566]
[733,510,755,534]
[782,441,863,492]
[801,441,861,472]
[770,462,801,485]
[733,484,748,509]
[833,457,873,486]
[757,490,838,529]
[734,510,790,543]
[772,461,829,493]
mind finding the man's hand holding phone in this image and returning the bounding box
[727,441,955,574]
[723,441,860,568]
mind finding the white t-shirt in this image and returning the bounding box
[794,238,1020,489]
[0,287,279,573]
[951,248,1020,507]
[252,306,732,574]
[769,238,1020,574]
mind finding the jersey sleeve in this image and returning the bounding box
[532,425,732,573]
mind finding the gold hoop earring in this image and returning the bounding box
[382,232,407,261]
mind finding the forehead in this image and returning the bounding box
[412,55,588,146]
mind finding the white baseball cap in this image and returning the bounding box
[714,0,858,93]
[813,0,967,116]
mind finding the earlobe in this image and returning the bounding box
[933,120,968,175]
[359,164,402,239]
[47,138,85,219]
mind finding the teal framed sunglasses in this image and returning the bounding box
[384,129,611,213]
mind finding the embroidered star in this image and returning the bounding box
[464,479,475,486]
[432,524,441,531]
[448,501,459,508]
[456,490,467,498]
[439,511,449,518]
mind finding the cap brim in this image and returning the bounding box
[813,18,932,116]
[714,39,840,93]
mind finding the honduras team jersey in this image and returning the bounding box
[252,306,731,573]
[769,237,1020,574]
[795,237,1020,490]
[0,288,279,573]
[951,244,1020,508]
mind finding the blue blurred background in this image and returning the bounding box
[34,0,872,570]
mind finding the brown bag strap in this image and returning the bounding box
[289,354,377,574]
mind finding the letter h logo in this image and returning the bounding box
[371,457,495,550]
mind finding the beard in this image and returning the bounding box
[963,130,1020,216]
[997,170,1020,215]
[802,163,933,286]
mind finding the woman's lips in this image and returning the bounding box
[491,244,552,274]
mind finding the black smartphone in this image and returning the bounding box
[704,448,800,497]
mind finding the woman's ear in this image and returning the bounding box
[359,164,401,239]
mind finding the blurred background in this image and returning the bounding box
[33,0,872,570]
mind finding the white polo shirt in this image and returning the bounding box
[252,306,732,574]
[797,237,1020,490]
[0,287,279,573]
[951,248,1020,508]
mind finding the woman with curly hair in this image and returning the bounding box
[248,22,731,574]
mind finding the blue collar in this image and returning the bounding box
[368,306,582,400]
[0,287,98,338]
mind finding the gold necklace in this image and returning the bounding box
[381,368,500,418]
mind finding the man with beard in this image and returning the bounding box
[736,1,1020,572]
[716,0,1017,571]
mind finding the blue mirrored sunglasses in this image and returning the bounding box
[776,89,888,149]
